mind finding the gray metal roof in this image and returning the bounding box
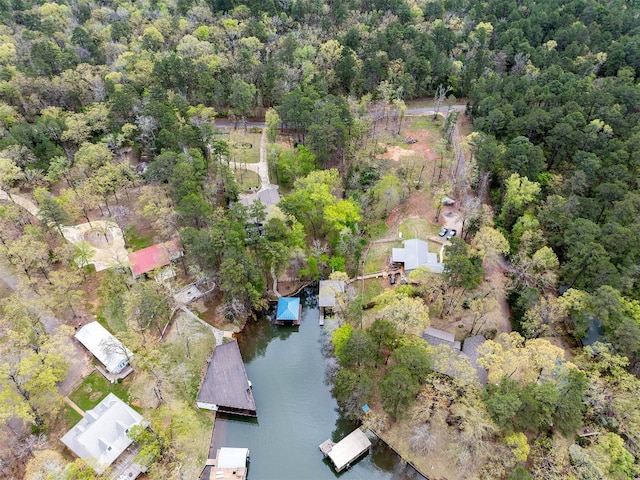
[319,280,345,308]
[239,186,280,208]
[422,327,461,350]
[462,335,488,386]
[392,239,443,273]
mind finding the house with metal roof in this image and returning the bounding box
[422,328,488,386]
[75,322,132,375]
[391,238,443,274]
[61,393,146,475]
[196,340,257,417]
[239,186,280,209]
[461,335,488,386]
[128,238,183,278]
[275,297,301,326]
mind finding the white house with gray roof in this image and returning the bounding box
[392,238,443,274]
[61,393,146,474]
[75,322,132,375]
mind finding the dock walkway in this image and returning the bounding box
[319,428,372,472]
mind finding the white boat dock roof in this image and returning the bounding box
[321,428,371,472]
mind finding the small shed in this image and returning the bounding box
[196,340,256,417]
[128,238,183,278]
[275,297,302,326]
[421,326,461,350]
[61,393,146,474]
[75,322,132,374]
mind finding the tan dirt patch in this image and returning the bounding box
[378,144,417,161]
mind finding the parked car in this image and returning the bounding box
[446,229,457,240]
[438,227,449,237]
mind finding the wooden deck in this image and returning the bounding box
[319,428,371,472]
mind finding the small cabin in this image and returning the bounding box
[128,238,183,278]
[275,297,301,326]
[75,322,133,382]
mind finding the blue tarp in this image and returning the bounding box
[276,297,300,321]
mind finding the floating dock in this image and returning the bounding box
[319,428,372,472]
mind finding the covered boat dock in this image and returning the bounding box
[319,428,372,472]
[274,297,302,326]
[196,340,257,417]
[205,447,249,480]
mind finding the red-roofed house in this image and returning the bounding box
[128,239,183,278]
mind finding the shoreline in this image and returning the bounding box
[366,426,431,480]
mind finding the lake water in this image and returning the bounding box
[212,289,425,480]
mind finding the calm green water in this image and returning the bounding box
[213,289,426,480]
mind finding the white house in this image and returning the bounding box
[75,322,132,374]
[61,393,146,474]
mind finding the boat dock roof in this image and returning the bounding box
[319,428,371,472]
[196,340,257,417]
[205,448,249,480]
[275,297,302,325]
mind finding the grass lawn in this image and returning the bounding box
[69,370,133,411]
[63,405,83,426]
[399,217,441,240]
[362,278,384,304]
[124,225,153,251]
[229,131,261,163]
[363,241,401,274]
[233,167,261,191]
[407,115,444,132]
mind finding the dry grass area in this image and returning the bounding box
[229,131,262,163]
[232,167,260,191]
[363,241,401,274]
[398,216,440,240]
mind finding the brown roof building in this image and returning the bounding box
[196,340,256,417]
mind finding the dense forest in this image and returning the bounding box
[1,0,640,478]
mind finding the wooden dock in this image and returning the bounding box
[319,428,372,472]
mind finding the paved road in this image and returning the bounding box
[215,103,467,130]
[0,261,89,395]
